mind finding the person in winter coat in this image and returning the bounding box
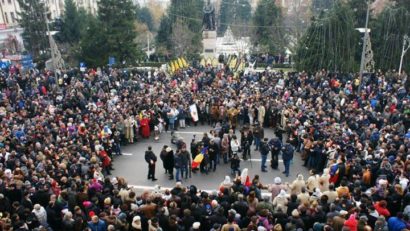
[160,145,169,174]
[221,134,230,163]
[290,174,305,195]
[87,215,107,231]
[163,147,175,180]
[387,212,407,231]
[174,150,183,182]
[306,170,320,193]
[268,177,287,198]
[272,190,289,212]
[319,168,331,192]
[269,137,282,169]
[344,214,358,231]
[32,204,47,227]
[230,153,241,176]
[373,216,388,231]
[145,146,158,181]
[282,142,294,177]
[374,200,391,218]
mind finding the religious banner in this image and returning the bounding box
[189,104,199,122]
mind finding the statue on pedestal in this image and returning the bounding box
[203,0,215,31]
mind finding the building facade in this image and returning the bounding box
[0,0,98,55]
[0,0,21,28]
[0,0,98,29]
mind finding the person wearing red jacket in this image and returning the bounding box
[344,213,358,231]
[374,200,391,218]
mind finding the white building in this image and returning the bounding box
[215,26,251,56]
[0,0,98,29]
[0,0,21,28]
[134,0,170,7]
[0,0,98,55]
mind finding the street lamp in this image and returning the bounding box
[44,11,57,71]
[359,0,371,83]
[399,35,410,75]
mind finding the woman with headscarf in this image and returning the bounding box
[289,174,305,195]
[219,175,232,193]
[272,190,289,212]
[221,134,230,164]
[319,168,331,192]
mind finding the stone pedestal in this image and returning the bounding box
[202,30,217,57]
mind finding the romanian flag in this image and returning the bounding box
[192,147,208,169]
[192,154,203,169]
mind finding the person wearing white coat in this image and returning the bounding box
[319,168,331,192]
[272,189,289,212]
[33,204,48,227]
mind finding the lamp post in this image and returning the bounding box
[44,11,57,71]
[359,0,371,84]
[399,35,410,75]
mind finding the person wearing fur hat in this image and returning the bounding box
[273,190,289,212]
[306,170,320,193]
[332,210,348,231]
[268,177,287,198]
[319,168,331,192]
[191,221,201,231]
[287,209,305,230]
[290,174,305,195]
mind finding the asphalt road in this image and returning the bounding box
[111,125,310,192]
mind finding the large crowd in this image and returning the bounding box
[0,63,408,231]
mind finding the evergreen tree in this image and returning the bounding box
[295,2,359,72]
[251,0,284,54]
[17,0,49,59]
[348,0,368,28]
[98,0,141,65]
[136,6,155,32]
[311,0,334,15]
[79,15,108,67]
[218,0,251,36]
[371,6,410,72]
[156,15,173,55]
[59,0,81,44]
[156,0,203,57]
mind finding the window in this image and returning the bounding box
[10,12,15,23]
[4,12,8,24]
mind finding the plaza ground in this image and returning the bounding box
[112,125,310,193]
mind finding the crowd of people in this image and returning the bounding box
[0,63,408,231]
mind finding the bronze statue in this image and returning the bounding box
[203,0,215,31]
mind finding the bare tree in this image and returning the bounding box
[170,19,201,57]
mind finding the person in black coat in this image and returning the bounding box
[163,147,175,180]
[269,137,282,170]
[144,146,157,181]
[160,145,169,174]
[208,140,218,172]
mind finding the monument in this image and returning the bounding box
[202,0,217,57]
